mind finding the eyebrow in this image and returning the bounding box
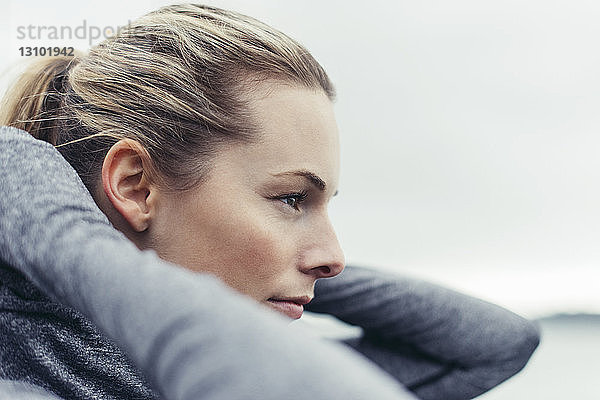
[270,169,338,196]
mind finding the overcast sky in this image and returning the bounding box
[2,0,599,317]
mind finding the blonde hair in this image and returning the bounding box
[0,3,335,192]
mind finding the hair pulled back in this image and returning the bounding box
[0,4,335,192]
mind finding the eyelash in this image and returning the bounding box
[273,190,309,211]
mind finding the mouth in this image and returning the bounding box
[266,296,312,320]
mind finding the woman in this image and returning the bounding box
[0,3,539,400]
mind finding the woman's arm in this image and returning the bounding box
[306,266,540,400]
[0,126,417,400]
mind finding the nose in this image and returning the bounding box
[307,260,344,279]
[301,218,345,279]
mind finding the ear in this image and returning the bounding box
[101,139,154,232]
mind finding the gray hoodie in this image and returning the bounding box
[0,126,539,400]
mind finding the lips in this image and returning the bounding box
[266,296,312,320]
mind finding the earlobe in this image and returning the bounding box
[101,139,153,232]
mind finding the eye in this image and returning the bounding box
[275,191,308,211]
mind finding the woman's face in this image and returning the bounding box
[147,82,345,319]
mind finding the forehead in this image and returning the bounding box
[219,81,340,188]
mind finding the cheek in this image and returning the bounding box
[188,206,297,298]
[223,221,283,276]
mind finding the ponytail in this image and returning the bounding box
[0,55,81,145]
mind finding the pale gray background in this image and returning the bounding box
[1,1,599,398]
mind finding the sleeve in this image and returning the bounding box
[305,265,540,400]
[0,126,418,400]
